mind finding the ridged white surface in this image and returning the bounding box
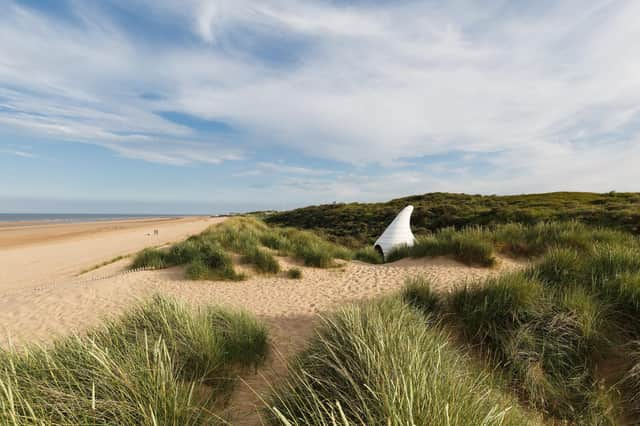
[374,205,416,259]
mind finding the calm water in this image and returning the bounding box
[0,213,179,224]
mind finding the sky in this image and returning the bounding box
[1,0,639,214]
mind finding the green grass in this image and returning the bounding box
[265,192,640,247]
[353,246,384,264]
[131,218,361,279]
[620,341,640,417]
[401,276,440,315]
[413,238,640,423]
[286,267,303,279]
[446,272,619,422]
[131,247,170,269]
[382,221,637,267]
[267,298,539,425]
[388,226,496,266]
[242,246,281,274]
[0,295,268,425]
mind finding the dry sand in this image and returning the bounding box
[0,218,527,424]
[0,216,222,293]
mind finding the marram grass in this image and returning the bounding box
[434,238,640,423]
[0,295,268,425]
[131,217,360,280]
[267,298,539,426]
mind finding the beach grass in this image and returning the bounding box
[0,295,268,425]
[286,267,303,279]
[387,226,496,266]
[404,234,640,423]
[446,274,616,423]
[267,297,539,425]
[353,246,384,264]
[131,217,360,279]
[620,341,640,417]
[382,221,638,267]
[401,275,440,315]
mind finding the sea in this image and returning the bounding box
[0,213,179,224]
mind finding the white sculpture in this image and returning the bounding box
[374,205,417,259]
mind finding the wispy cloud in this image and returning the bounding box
[0,148,35,158]
[0,0,639,204]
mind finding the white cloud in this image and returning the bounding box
[0,0,639,198]
[0,148,35,158]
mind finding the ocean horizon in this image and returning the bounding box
[0,213,187,224]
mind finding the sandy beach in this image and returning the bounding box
[0,216,223,293]
[0,216,527,424]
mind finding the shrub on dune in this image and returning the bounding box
[436,226,496,266]
[587,243,640,287]
[294,243,335,268]
[534,247,585,285]
[185,258,209,280]
[168,239,203,264]
[286,268,303,279]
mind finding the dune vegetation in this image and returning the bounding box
[265,192,640,247]
[267,297,540,425]
[398,237,640,424]
[261,207,640,424]
[114,195,640,424]
[131,217,353,279]
[268,237,640,424]
[0,295,268,425]
[286,267,303,279]
[386,220,637,266]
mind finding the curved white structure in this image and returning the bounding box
[374,205,416,259]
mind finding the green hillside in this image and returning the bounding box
[265,192,640,247]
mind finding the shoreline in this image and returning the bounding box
[0,215,185,227]
[0,216,209,249]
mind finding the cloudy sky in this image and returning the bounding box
[1,0,639,213]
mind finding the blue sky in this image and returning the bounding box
[1,0,639,213]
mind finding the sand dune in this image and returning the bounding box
[0,248,525,424]
[0,218,527,424]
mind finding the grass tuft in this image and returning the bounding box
[353,246,384,264]
[286,268,303,279]
[268,298,537,425]
[0,295,268,425]
[131,217,354,279]
[242,247,280,274]
[131,248,169,269]
[401,276,439,315]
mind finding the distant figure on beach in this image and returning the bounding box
[373,205,416,260]
[154,229,159,236]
